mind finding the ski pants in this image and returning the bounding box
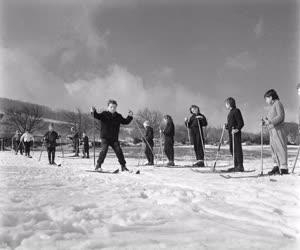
[269,127,288,169]
[24,141,31,156]
[164,136,174,162]
[47,147,56,164]
[229,131,243,167]
[191,131,204,161]
[97,139,126,166]
[145,140,154,164]
[83,145,89,158]
[14,140,23,154]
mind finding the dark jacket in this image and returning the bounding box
[44,131,59,148]
[144,126,154,144]
[163,121,175,138]
[93,110,133,141]
[226,108,244,132]
[82,136,89,147]
[185,113,208,136]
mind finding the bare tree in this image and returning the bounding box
[132,108,163,138]
[3,104,44,133]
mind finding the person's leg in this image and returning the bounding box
[149,142,154,164]
[145,143,150,163]
[111,141,127,169]
[164,138,171,161]
[52,147,56,164]
[96,139,109,169]
[47,148,51,164]
[234,132,244,171]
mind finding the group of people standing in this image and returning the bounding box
[10,88,291,176]
[91,88,290,175]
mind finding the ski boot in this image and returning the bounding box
[167,161,175,166]
[95,164,102,171]
[268,166,279,175]
[121,165,129,172]
[280,169,289,175]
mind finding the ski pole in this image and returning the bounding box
[292,144,300,173]
[39,141,45,162]
[93,116,96,167]
[58,137,64,166]
[260,118,264,176]
[212,124,226,172]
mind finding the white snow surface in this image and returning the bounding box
[0,146,300,250]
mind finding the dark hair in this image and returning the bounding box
[107,99,118,106]
[264,89,279,100]
[189,105,200,114]
[164,115,174,124]
[225,97,236,108]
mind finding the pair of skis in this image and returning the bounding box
[86,169,140,175]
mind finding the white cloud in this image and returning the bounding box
[225,51,256,71]
[254,17,264,39]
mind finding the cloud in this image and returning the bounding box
[64,65,226,125]
[225,51,256,71]
[254,17,264,38]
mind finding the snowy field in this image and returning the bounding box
[0,146,300,250]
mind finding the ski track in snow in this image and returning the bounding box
[0,148,300,250]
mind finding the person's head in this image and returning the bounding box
[82,132,86,137]
[48,123,54,131]
[189,105,200,114]
[225,97,236,110]
[15,130,19,134]
[107,99,118,113]
[71,127,74,132]
[25,129,29,134]
[264,89,279,105]
[297,84,300,96]
[143,120,150,128]
[163,115,173,125]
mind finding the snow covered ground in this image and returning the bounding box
[0,146,300,250]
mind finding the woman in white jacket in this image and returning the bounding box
[263,89,288,175]
[20,130,34,158]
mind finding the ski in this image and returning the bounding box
[219,172,277,181]
[192,169,256,174]
[85,169,140,174]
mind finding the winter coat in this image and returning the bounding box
[163,121,175,138]
[82,135,89,148]
[226,108,244,132]
[185,113,207,137]
[92,110,133,141]
[267,100,288,169]
[144,126,154,146]
[44,131,59,148]
[20,133,34,142]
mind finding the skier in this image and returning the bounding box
[12,130,23,155]
[20,130,34,158]
[70,127,80,157]
[161,115,175,166]
[91,99,133,172]
[43,123,60,165]
[81,132,89,158]
[185,105,208,167]
[143,121,154,166]
[224,97,245,172]
[263,89,289,175]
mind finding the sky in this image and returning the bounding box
[0,0,299,132]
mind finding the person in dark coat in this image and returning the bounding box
[91,99,133,171]
[162,115,175,166]
[81,132,89,158]
[12,130,23,155]
[185,105,208,167]
[143,121,154,166]
[70,127,80,157]
[44,123,60,165]
[225,97,244,172]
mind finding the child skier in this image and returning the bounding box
[225,97,244,172]
[143,121,154,166]
[91,99,133,172]
[81,132,89,158]
[185,105,208,167]
[263,89,289,175]
[43,123,60,165]
[162,115,175,166]
[70,127,80,157]
[20,130,34,158]
[12,130,23,155]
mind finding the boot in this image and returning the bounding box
[144,162,154,166]
[95,164,102,171]
[237,165,244,172]
[121,165,129,171]
[280,169,289,175]
[167,161,175,166]
[268,166,279,175]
